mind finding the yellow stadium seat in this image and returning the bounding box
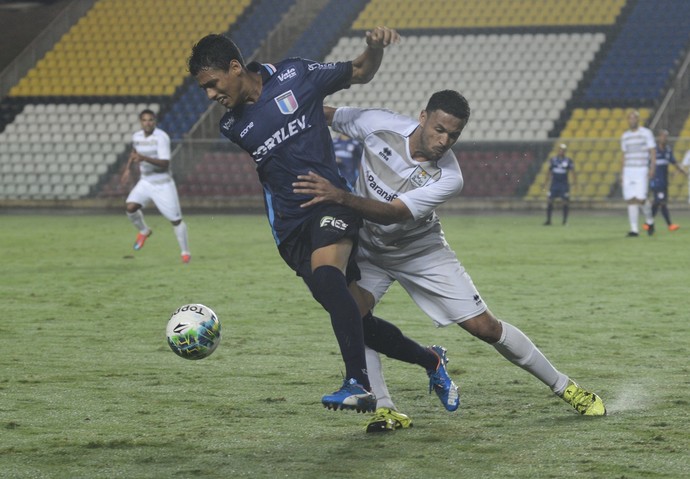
[10,0,253,98]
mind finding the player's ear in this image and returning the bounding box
[418,110,427,126]
[229,59,243,75]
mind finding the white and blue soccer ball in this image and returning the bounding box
[166,304,221,360]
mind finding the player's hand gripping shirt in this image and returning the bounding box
[219,59,352,245]
[332,107,464,259]
[132,127,171,180]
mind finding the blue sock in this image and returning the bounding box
[363,312,438,370]
[307,265,370,389]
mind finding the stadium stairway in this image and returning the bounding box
[0,0,296,202]
[2,0,690,206]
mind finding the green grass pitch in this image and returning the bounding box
[1,210,689,478]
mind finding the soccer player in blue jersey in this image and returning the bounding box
[542,143,577,226]
[188,28,399,414]
[650,129,687,231]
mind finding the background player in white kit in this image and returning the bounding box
[620,109,656,237]
[294,90,606,432]
[683,150,690,203]
[121,109,191,263]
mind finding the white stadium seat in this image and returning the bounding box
[327,31,605,141]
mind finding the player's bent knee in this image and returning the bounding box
[126,203,141,213]
[306,265,348,309]
[460,311,502,344]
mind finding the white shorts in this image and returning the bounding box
[126,177,182,222]
[356,243,488,327]
[622,167,649,201]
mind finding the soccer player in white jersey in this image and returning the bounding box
[294,90,606,431]
[620,109,656,237]
[121,109,191,263]
[683,150,690,203]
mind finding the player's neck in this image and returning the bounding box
[408,129,428,162]
[244,71,263,104]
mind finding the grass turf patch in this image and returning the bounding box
[1,211,688,478]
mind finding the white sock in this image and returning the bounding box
[173,221,190,255]
[641,200,654,224]
[627,204,639,233]
[365,346,395,410]
[127,210,149,234]
[493,320,569,395]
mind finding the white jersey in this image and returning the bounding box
[132,127,171,181]
[681,150,690,203]
[621,126,655,168]
[332,107,463,260]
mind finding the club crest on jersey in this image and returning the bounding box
[275,90,299,115]
[410,166,432,187]
[319,216,348,230]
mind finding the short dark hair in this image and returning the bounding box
[139,109,156,119]
[425,90,470,122]
[188,34,245,76]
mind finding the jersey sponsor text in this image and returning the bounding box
[251,115,308,159]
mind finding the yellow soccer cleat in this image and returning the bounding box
[365,407,413,433]
[560,380,606,416]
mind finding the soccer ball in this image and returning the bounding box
[166,304,221,360]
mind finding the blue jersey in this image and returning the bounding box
[548,155,574,188]
[219,58,352,244]
[652,145,677,189]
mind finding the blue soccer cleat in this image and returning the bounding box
[322,378,376,413]
[427,345,460,411]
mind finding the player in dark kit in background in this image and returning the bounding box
[188,29,399,414]
[332,132,361,186]
[650,129,688,231]
[542,143,576,225]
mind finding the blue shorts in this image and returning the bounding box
[278,203,361,283]
[652,187,668,202]
[548,185,570,200]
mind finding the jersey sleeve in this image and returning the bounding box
[157,130,171,160]
[332,107,413,142]
[302,59,353,97]
[397,154,464,220]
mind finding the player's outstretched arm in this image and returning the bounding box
[120,154,134,186]
[648,148,656,179]
[323,106,337,126]
[293,171,412,225]
[673,162,689,178]
[350,26,400,85]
